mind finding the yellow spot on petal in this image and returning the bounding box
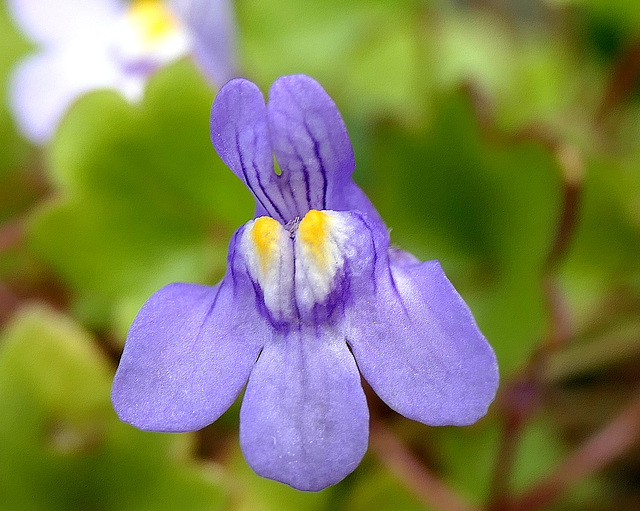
[251,216,282,273]
[298,210,330,267]
[128,0,179,45]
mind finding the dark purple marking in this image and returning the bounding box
[350,211,381,295]
[302,119,328,211]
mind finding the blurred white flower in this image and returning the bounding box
[7,0,238,143]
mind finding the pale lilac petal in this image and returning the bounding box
[113,74,500,493]
[168,0,238,85]
[112,257,266,431]
[240,325,368,491]
[388,247,421,268]
[210,78,295,223]
[7,0,122,44]
[267,74,353,213]
[210,76,382,224]
[10,48,119,143]
[340,182,384,225]
[267,74,380,221]
[348,259,499,426]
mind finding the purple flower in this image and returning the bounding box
[112,75,499,491]
[7,0,237,143]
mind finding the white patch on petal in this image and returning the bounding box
[240,210,363,321]
[241,217,295,321]
[294,210,353,312]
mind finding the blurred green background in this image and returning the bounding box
[1,0,640,510]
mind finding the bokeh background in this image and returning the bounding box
[1,0,640,510]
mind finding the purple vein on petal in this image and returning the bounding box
[301,118,329,211]
[280,130,310,217]
[235,130,286,223]
[350,211,381,295]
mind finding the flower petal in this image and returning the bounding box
[168,0,238,85]
[10,48,120,143]
[210,76,383,224]
[267,75,380,221]
[112,277,265,432]
[210,78,295,223]
[348,259,499,426]
[240,325,368,491]
[7,0,122,44]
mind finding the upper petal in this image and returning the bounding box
[348,259,499,426]
[7,0,122,44]
[168,0,238,85]
[267,75,381,221]
[10,48,120,143]
[239,324,368,491]
[210,75,383,223]
[210,78,295,223]
[266,75,352,212]
[112,233,268,432]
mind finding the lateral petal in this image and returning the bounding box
[112,229,267,432]
[210,78,295,223]
[348,258,499,426]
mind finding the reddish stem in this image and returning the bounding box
[510,389,640,511]
[370,419,480,511]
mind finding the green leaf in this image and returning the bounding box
[426,9,603,140]
[549,0,640,37]
[342,459,427,511]
[511,418,565,492]
[0,1,37,227]
[0,305,228,511]
[239,0,424,120]
[559,154,640,320]
[433,420,501,503]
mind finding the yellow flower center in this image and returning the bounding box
[128,0,179,45]
[251,216,283,273]
[298,210,330,268]
[244,210,350,318]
